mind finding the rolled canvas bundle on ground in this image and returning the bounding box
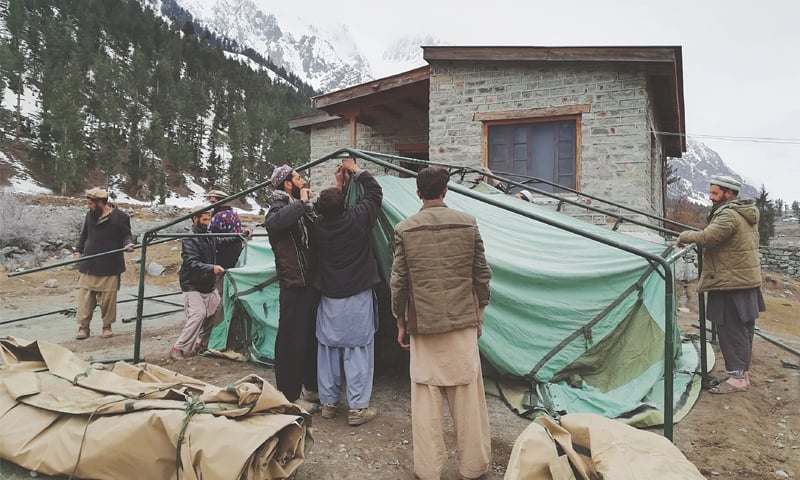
[504,413,706,480]
[0,336,311,479]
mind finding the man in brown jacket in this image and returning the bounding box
[391,167,493,480]
[677,175,765,394]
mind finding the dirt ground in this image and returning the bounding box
[0,204,799,479]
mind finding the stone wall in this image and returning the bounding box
[760,245,800,278]
[427,61,665,224]
[307,113,427,188]
[674,245,800,282]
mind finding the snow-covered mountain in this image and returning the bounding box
[372,34,441,79]
[668,137,759,206]
[162,0,372,92]
[145,0,445,91]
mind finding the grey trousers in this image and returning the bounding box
[707,288,764,377]
[317,341,374,409]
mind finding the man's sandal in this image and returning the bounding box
[708,381,748,394]
[75,325,90,340]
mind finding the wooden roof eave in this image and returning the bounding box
[422,45,680,63]
[288,111,344,133]
[313,66,430,110]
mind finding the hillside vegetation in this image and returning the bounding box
[0,0,312,202]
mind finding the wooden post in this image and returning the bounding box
[349,114,357,147]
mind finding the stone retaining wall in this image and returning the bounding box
[675,244,800,281]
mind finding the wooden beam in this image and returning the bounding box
[349,116,357,147]
[423,46,678,63]
[473,104,590,122]
[288,111,342,133]
[395,142,428,154]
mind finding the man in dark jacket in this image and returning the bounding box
[171,211,225,360]
[73,188,134,339]
[265,164,320,412]
[312,159,382,426]
[198,189,250,352]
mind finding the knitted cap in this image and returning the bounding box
[270,164,294,188]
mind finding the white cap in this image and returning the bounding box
[709,175,741,192]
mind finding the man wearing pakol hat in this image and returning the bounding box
[264,164,321,412]
[73,188,135,339]
[677,175,765,394]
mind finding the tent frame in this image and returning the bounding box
[5,148,716,441]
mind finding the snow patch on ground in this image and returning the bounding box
[0,151,52,195]
[2,150,263,214]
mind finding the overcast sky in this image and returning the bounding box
[260,0,799,205]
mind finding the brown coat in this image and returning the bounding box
[390,201,492,335]
[678,199,761,292]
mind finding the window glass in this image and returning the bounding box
[488,119,576,193]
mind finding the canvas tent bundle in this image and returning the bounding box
[210,175,703,426]
[0,337,311,479]
[504,413,706,480]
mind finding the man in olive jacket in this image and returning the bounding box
[391,167,492,480]
[678,175,765,394]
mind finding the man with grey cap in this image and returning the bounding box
[264,164,320,412]
[677,175,765,394]
[73,188,134,339]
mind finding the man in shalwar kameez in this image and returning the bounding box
[391,166,493,480]
[678,175,765,394]
[312,158,383,426]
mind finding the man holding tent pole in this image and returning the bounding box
[171,211,225,360]
[311,158,382,426]
[265,164,321,413]
[198,189,251,353]
[391,166,493,480]
[677,175,765,394]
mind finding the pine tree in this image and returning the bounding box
[774,198,784,219]
[1,0,314,195]
[791,200,800,223]
[4,0,26,141]
[755,185,775,246]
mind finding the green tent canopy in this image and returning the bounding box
[210,175,703,426]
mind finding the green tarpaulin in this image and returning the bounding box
[210,175,701,425]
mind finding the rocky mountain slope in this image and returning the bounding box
[668,137,760,205]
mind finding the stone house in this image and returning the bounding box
[289,46,685,225]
